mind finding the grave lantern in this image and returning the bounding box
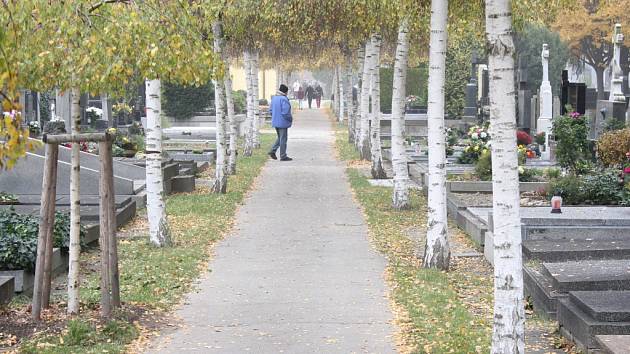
[551,195,562,214]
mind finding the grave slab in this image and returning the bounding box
[570,291,630,322]
[523,239,630,262]
[596,335,630,354]
[543,260,630,292]
[0,276,14,304]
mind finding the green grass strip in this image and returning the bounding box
[335,128,489,353]
[20,134,274,353]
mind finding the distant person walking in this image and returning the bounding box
[297,86,305,110]
[314,84,323,109]
[269,84,293,161]
[305,84,315,109]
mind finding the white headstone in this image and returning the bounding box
[609,24,625,103]
[537,44,553,160]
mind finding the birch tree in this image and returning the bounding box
[252,50,261,149]
[145,79,172,247]
[354,46,366,147]
[212,20,228,194]
[487,0,525,351]
[369,34,386,179]
[67,86,82,314]
[423,0,450,270]
[225,66,238,175]
[358,41,373,159]
[344,56,354,139]
[243,50,254,157]
[391,18,412,210]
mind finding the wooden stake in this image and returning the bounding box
[32,143,59,320]
[99,140,112,318]
[101,140,120,308]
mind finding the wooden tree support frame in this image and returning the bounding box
[32,132,120,320]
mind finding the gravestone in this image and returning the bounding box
[518,55,532,131]
[609,24,626,103]
[463,51,479,120]
[530,94,539,131]
[537,44,553,159]
[594,24,627,136]
[561,70,587,115]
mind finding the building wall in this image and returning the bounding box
[231,66,277,102]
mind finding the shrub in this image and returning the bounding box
[0,234,38,271]
[552,112,591,172]
[475,150,492,181]
[580,169,624,204]
[517,130,532,145]
[597,128,630,167]
[0,209,84,271]
[549,175,585,205]
[543,167,561,180]
[380,66,428,113]
[163,81,214,120]
[232,90,247,114]
[534,132,546,146]
[603,118,626,132]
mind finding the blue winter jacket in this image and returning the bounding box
[269,93,293,128]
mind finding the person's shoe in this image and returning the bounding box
[280,157,293,161]
[268,152,277,160]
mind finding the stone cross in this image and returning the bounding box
[610,23,625,103]
[538,44,553,159]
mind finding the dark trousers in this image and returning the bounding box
[307,97,313,109]
[270,128,288,159]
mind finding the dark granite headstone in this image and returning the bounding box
[43,120,67,134]
[518,56,532,131]
[561,70,586,115]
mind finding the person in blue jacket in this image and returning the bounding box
[268,84,293,161]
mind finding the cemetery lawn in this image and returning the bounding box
[333,126,491,353]
[16,135,274,353]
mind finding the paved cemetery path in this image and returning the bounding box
[149,108,396,353]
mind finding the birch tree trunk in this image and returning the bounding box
[423,0,451,270]
[344,58,354,140]
[252,50,261,149]
[487,0,525,352]
[243,51,254,157]
[355,46,366,147]
[359,40,373,159]
[392,19,412,209]
[225,67,237,175]
[370,34,386,179]
[338,65,344,122]
[212,21,228,194]
[145,79,172,247]
[67,86,81,314]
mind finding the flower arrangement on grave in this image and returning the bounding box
[516,130,532,145]
[107,127,138,157]
[457,124,490,164]
[28,121,41,136]
[85,106,103,123]
[0,191,19,205]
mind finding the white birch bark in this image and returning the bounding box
[338,65,344,122]
[243,51,254,157]
[344,58,354,141]
[355,46,366,147]
[392,19,412,209]
[212,21,228,193]
[370,34,386,179]
[225,66,237,175]
[67,86,81,314]
[359,40,373,159]
[145,79,171,247]
[424,0,451,270]
[487,0,525,352]
[252,50,261,148]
